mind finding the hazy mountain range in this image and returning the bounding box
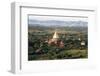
[28,19,88,27]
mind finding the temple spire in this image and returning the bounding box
[53,31,59,39]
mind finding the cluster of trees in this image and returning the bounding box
[28,31,88,60]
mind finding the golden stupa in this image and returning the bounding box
[52,31,59,42]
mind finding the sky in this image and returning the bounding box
[28,15,88,27]
[28,15,88,22]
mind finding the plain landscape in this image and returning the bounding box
[28,16,88,60]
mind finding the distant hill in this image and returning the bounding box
[28,24,88,33]
[29,19,88,27]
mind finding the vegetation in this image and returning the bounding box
[28,26,88,60]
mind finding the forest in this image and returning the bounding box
[28,25,88,60]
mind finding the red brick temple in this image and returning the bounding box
[48,31,64,48]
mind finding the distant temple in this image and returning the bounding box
[48,31,64,48]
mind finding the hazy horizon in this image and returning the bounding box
[28,15,88,27]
